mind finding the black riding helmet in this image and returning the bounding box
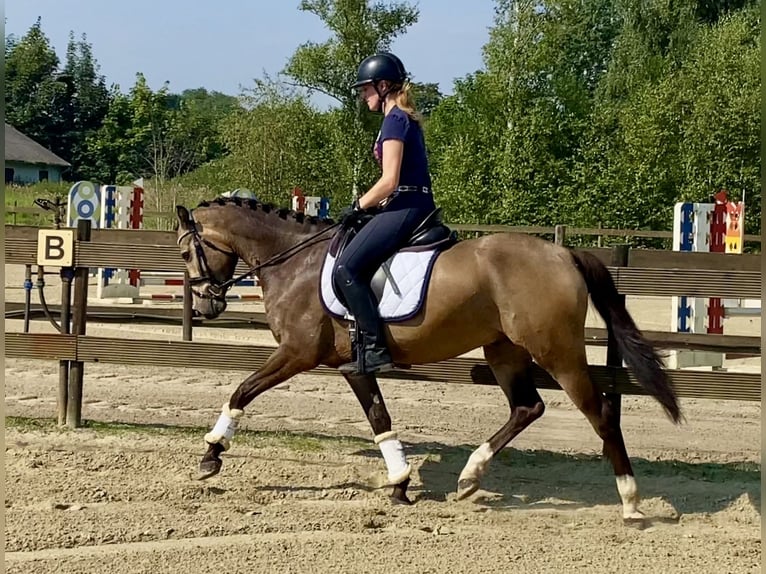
[351,52,407,90]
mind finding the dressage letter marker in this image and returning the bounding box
[37,229,75,267]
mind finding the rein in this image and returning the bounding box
[179,218,341,299]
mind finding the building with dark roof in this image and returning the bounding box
[5,123,71,184]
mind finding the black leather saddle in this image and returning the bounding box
[400,208,458,252]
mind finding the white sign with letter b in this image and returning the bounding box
[37,230,75,267]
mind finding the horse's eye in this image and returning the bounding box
[182,252,191,262]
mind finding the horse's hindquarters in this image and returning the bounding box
[386,235,589,366]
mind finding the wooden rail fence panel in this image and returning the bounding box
[5,333,761,403]
[7,303,761,355]
[5,228,761,298]
[610,268,761,299]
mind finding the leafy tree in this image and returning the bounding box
[673,4,760,233]
[411,81,443,118]
[172,88,241,163]
[4,18,67,159]
[425,72,507,224]
[61,32,110,180]
[84,87,134,183]
[575,0,760,233]
[219,81,340,206]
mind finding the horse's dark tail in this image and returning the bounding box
[570,249,682,424]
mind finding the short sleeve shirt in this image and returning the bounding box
[374,107,432,189]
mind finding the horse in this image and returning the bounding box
[174,197,681,523]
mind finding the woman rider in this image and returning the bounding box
[334,52,437,375]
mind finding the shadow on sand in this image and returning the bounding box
[240,429,759,521]
[399,441,760,518]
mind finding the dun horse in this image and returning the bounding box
[175,197,681,522]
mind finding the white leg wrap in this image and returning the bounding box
[458,442,494,482]
[204,403,244,451]
[374,431,411,485]
[616,474,644,520]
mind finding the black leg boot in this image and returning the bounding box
[334,266,394,375]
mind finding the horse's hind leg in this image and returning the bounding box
[344,372,412,505]
[457,339,545,500]
[542,352,642,523]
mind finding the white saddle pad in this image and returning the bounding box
[320,249,441,322]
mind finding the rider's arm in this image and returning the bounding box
[358,138,403,209]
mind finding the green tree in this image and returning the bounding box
[171,88,241,163]
[429,0,620,225]
[61,32,110,180]
[85,88,134,184]
[425,72,507,224]
[411,81,443,118]
[4,18,68,161]
[674,4,760,233]
[575,0,760,234]
[219,80,339,206]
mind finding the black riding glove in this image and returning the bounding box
[338,199,363,228]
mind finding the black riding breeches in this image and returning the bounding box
[333,205,431,333]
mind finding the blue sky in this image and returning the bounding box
[7,1,498,103]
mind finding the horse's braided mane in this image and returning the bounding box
[195,196,332,226]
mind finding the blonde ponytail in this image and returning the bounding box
[391,82,422,124]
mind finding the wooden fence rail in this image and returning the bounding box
[6,210,762,244]
[7,302,762,355]
[5,333,761,403]
[5,226,761,296]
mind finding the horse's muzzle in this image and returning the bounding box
[195,297,227,319]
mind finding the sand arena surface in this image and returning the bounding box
[4,263,761,573]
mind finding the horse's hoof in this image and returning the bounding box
[456,478,480,500]
[390,478,412,505]
[197,458,222,481]
[390,494,412,505]
[623,512,647,529]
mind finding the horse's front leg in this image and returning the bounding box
[343,372,412,505]
[198,346,314,480]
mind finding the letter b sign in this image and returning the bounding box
[37,230,75,267]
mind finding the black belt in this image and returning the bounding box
[396,185,430,193]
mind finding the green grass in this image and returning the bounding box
[5,415,370,453]
[4,182,71,226]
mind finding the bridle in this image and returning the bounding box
[178,216,341,302]
[178,225,238,300]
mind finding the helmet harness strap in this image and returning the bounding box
[373,80,400,113]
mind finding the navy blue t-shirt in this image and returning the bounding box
[375,107,432,191]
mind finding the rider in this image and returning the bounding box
[334,52,437,375]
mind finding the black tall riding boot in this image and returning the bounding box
[334,266,394,375]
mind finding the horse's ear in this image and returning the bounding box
[175,205,192,229]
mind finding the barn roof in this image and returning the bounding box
[5,123,71,167]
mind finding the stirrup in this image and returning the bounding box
[339,347,394,375]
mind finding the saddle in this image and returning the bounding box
[322,208,459,321]
[329,207,457,261]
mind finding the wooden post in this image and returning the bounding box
[67,220,91,428]
[554,224,567,246]
[606,244,630,425]
[57,267,74,426]
[182,271,193,342]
